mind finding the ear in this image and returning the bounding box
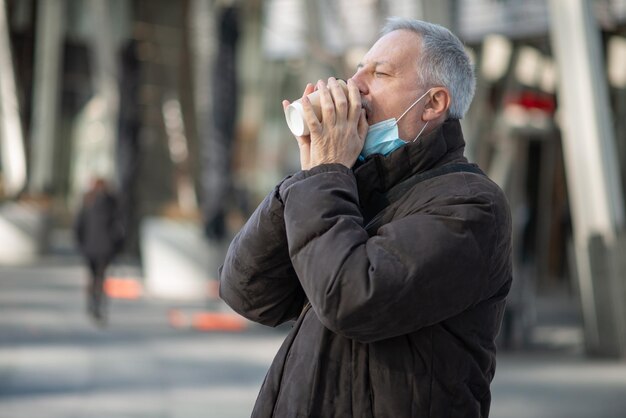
[422,88,450,122]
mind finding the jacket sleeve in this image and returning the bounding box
[219,183,306,327]
[279,163,510,343]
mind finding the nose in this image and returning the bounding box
[350,69,369,96]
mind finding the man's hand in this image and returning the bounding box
[296,78,367,170]
[283,78,368,170]
[283,83,316,170]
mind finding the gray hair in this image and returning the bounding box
[381,17,476,119]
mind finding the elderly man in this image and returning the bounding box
[219,17,512,418]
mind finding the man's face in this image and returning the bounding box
[350,29,426,141]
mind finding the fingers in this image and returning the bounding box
[317,79,335,128]
[357,108,369,140]
[347,79,362,124]
[284,83,315,110]
[302,83,315,98]
[328,77,348,122]
[301,95,322,136]
[294,83,319,137]
[299,78,361,141]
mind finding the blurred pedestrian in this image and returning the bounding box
[220,17,512,417]
[74,178,124,324]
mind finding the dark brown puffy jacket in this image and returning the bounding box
[219,119,512,418]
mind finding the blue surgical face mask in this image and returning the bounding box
[359,88,433,160]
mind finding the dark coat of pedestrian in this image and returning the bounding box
[74,178,124,321]
[220,18,512,418]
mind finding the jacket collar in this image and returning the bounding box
[353,119,468,206]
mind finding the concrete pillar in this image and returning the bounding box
[87,0,119,185]
[0,0,27,196]
[29,0,65,194]
[548,0,626,357]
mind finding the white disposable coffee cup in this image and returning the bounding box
[285,79,349,136]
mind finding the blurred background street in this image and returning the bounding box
[2,244,626,418]
[2,0,626,417]
[0,236,287,418]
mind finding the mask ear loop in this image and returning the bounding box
[395,88,433,143]
[395,88,433,124]
[411,121,429,143]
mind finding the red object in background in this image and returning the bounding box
[504,90,557,114]
[192,312,247,332]
[168,309,247,332]
[104,277,143,300]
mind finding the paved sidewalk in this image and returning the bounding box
[492,351,626,418]
[0,257,286,418]
[2,256,626,418]
[492,290,626,418]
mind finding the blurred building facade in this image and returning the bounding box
[1,0,626,357]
